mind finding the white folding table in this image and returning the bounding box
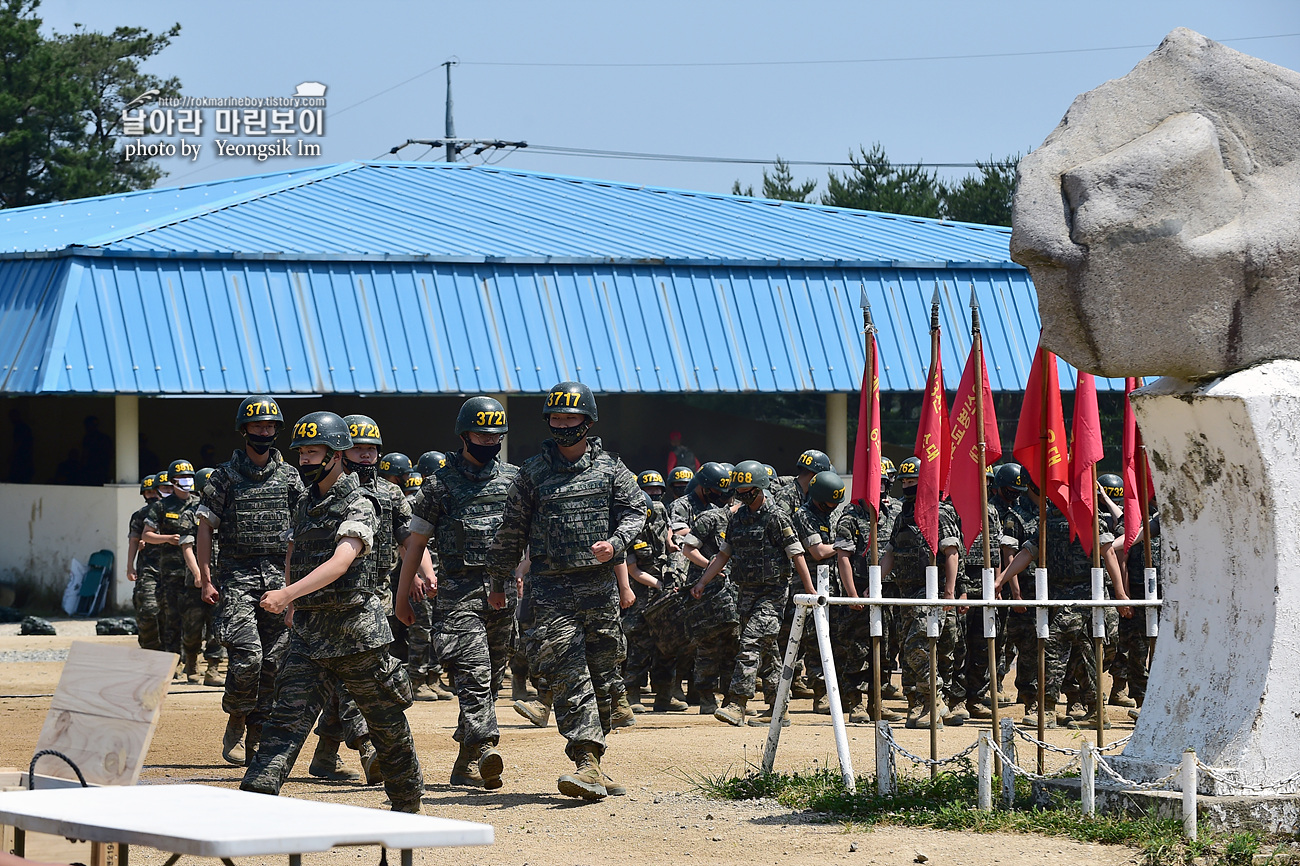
[0,783,492,865]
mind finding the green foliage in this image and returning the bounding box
[942,155,1019,227]
[0,0,180,208]
[821,144,943,217]
[694,763,1290,866]
[732,156,818,203]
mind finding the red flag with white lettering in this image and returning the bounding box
[948,339,1002,551]
[1013,345,1070,518]
[1068,372,1103,555]
[1122,377,1155,551]
[851,329,882,513]
[914,342,949,554]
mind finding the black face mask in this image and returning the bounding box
[343,458,377,483]
[646,491,663,503]
[549,420,589,448]
[245,432,276,455]
[464,440,501,464]
[736,488,761,505]
[298,454,335,488]
[902,486,917,501]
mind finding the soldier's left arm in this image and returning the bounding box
[604,463,646,561]
[262,496,375,615]
[487,471,536,594]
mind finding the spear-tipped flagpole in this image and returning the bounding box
[927,282,941,776]
[971,286,1001,760]
[862,286,885,730]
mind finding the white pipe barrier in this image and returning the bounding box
[1000,718,1017,808]
[813,564,855,793]
[978,732,993,810]
[1183,749,1198,840]
[761,602,808,775]
[1081,742,1096,816]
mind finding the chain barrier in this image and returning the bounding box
[987,737,1081,782]
[1092,754,1182,790]
[878,724,980,768]
[1010,726,1088,757]
[1195,760,1300,795]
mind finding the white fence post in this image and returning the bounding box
[1145,567,1160,638]
[977,732,992,811]
[762,601,808,774]
[1182,749,1197,841]
[875,721,895,796]
[1000,717,1016,808]
[1080,741,1095,817]
[812,566,855,793]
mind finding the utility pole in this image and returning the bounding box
[442,59,458,162]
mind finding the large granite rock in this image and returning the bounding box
[1011,28,1300,379]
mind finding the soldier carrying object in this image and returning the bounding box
[485,382,645,802]
[241,412,424,814]
[143,459,202,681]
[128,474,163,651]
[398,396,518,791]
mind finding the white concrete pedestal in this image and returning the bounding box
[1113,360,1300,795]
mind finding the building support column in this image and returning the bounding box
[115,394,139,484]
[492,393,509,464]
[826,392,848,474]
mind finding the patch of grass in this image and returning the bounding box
[693,762,1295,866]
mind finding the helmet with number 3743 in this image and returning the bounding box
[290,412,352,451]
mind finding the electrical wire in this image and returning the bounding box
[515,143,1004,168]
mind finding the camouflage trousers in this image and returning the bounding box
[621,597,675,690]
[900,603,960,705]
[1005,610,1040,700]
[1110,613,1153,701]
[132,570,163,651]
[1062,606,1118,709]
[1043,606,1101,709]
[162,573,217,662]
[217,563,289,724]
[727,583,788,701]
[531,575,625,760]
[963,605,1009,706]
[243,644,422,808]
[436,602,515,747]
[315,678,369,747]
[406,596,438,682]
[826,606,875,695]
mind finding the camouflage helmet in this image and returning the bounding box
[379,452,412,478]
[881,456,897,480]
[235,395,284,432]
[543,381,598,422]
[732,460,770,490]
[416,451,446,476]
[896,456,922,482]
[343,414,382,447]
[155,469,171,487]
[290,412,353,452]
[1098,473,1124,499]
[668,466,694,487]
[403,471,424,495]
[994,462,1027,492]
[167,459,195,479]
[195,467,215,494]
[139,474,157,496]
[456,395,509,436]
[695,462,731,492]
[796,449,833,475]
[763,464,778,483]
[637,469,666,491]
[809,470,846,506]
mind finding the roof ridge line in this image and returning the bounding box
[73,162,366,248]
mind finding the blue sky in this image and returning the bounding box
[39,0,1300,196]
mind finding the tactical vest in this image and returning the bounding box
[289,476,379,610]
[151,495,194,571]
[434,462,516,575]
[888,504,930,596]
[133,505,161,572]
[727,505,790,587]
[527,451,619,573]
[367,478,401,578]
[225,463,294,558]
[1043,508,1093,598]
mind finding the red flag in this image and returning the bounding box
[914,340,949,554]
[1013,345,1070,518]
[948,338,1002,551]
[851,329,882,513]
[1068,372,1103,554]
[1122,377,1155,551]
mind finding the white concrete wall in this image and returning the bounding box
[0,483,137,612]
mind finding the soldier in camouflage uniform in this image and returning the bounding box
[1118,509,1160,716]
[665,466,694,507]
[128,474,163,651]
[792,470,848,715]
[399,397,517,790]
[954,492,1004,722]
[143,459,202,680]
[873,459,905,699]
[880,457,963,730]
[241,411,423,814]
[694,460,812,727]
[678,472,740,716]
[832,472,904,723]
[196,396,303,767]
[1001,497,1133,729]
[486,382,644,801]
[992,464,1041,710]
[623,488,684,714]
[193,467,227,688]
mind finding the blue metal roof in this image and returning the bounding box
[0,161,1013,266]
[0,256,1117,395]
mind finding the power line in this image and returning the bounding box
[460,32,1300,69]
[503,143,1006,169]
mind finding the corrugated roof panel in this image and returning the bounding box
[0,162,1014,265]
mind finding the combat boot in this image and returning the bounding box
[968,699,993,720]
[943,701,969,726]
[1108,687,1137,708]
[450,740,484,788]
[714,696,748,726]
[510,676,531,703]
[513,691,552,727]
[749,703,790,727]
[790,675,814,699]
[243,723,261,768]
[173,657,186,682]
[881,681,901,701]
[309,738,360,781]
[812,683,830,715]
[907,697,943,730]
[697,690,718,715]
[478,744,504,790]
[221,714,246,766]
[430,672,455,700]
[1068,704,1112,730]
[611,693,637,728]
[652,681,688,712]
[390,797,423,814]
[358,739,382,785]
[184,653,200,685]
[203,657,226,687]
[602,772,627,796]
[412,667,437,701]
[626,686,647,714]
[1022,707,1056,728]
[557,745,607,800]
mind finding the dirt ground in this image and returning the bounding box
[0,624,1139,865]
